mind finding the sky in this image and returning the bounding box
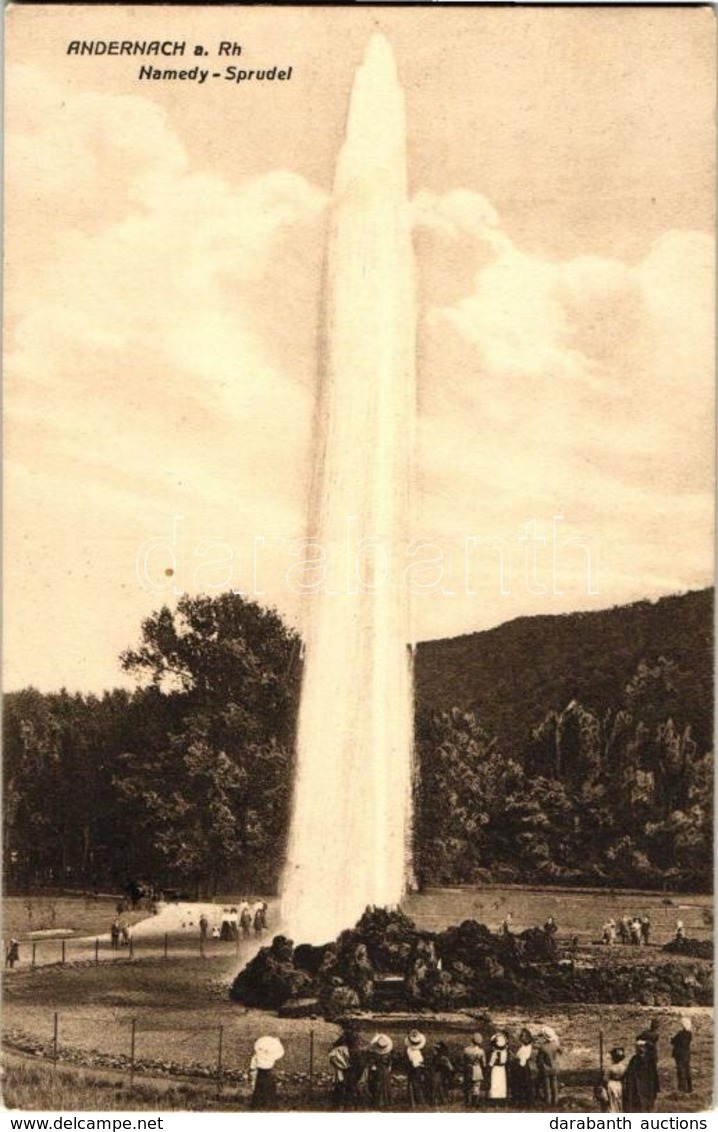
[4,5,715,693]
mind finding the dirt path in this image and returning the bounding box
[6,901,277,972]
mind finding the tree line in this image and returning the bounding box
[4,593,712,895]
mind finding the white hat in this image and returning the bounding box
[371,1033,393,1054]
[254,1036,284,1069]
[492,1033,508,1049]
[681,1017,693,1032]
[407,1029,426,1049]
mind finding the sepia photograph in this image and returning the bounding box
[3,3,715,1116]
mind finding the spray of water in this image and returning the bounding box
[281,36,416,945]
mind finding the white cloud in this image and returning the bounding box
[411,189,713,640]
[4,68,713,688]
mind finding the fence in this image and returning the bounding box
[7,1011,323,1103]
[3,1010,708,1111]
[8,930,262,972]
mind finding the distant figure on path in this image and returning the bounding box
[5,939,20,968]
[211,925,221,940]
[602,920,617,945]
[618,916,631,945]
[253,902,267,936]
[199,914,208,941]
[249,1035,284,1110]
[671,1018,693,1094]
[640,916,651,945]
[544,916,559,955]
[500,912,513,936]
[110,919,121,951]
[240,906,253,939]
[675,920,686,942]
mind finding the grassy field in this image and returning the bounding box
[5,884,711,948]
[3,895,148,942]
[3,1056,243,1112]
[3,890,713,1112]
[404,885,712,944]
[3,949,713,1112]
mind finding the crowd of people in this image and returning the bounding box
[600,914,689,947]
[246,1013,697,1112]
[178,900,269,941]
[598,1018,694,1112]
[214,900,268,940]
[247,1024,565,1111]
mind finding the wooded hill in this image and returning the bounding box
[415,589,713,756]
[4,588,713,895]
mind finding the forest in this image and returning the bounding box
[4,588,712,895]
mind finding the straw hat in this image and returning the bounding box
[471,1032,484,1046]
[371,1033,393,1054]
[492,1033,507,1049]
[407,1029,426,1049]
[253,1036,285,1069]
[681,1017,693,1032]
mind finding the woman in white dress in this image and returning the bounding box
[489,1033,509,1104]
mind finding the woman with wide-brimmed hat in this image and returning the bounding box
[367,1033,393,1109]
[488,1033,509,1104]
[249,1035,284,1110]
[405,1029,428,1109]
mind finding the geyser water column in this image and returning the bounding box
[281,35,416,945]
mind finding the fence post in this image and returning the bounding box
[95,938,99,965]
[53,1012,58,1073]
[61,939,66,966]
[129,935,134,960]
[308,1024,315,1098]
[216,1025,224,1099]
[32,942,37,969]
[164,933,168,960]
[129,1018,136,1094]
